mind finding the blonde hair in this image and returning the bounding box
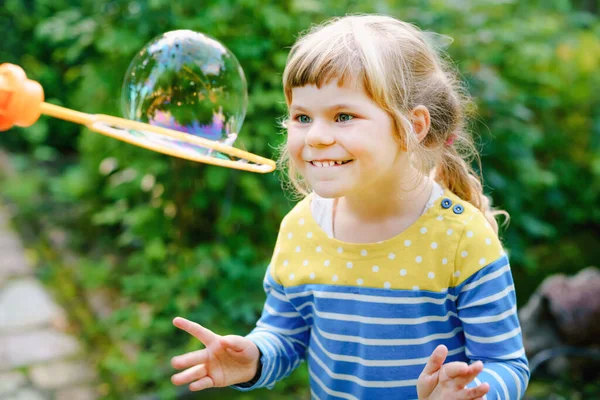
[279,14,507,232]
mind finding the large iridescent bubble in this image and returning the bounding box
[121,30,247,156]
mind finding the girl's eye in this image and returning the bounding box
[296,115,312,123]
[336,113,354,122]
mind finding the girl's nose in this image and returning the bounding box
[305,121,335,147]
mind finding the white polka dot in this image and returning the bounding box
[332,275,339,282]
[442,258,448,265]
[287,232,293,239]
[412,285,420,291]
[404,240,411,247]
[299,218,305,225]
[466,231,474,238]
[384,282,391,289]
[316,246,322,252]
[289,273,295,280]
[485,238,492,245]
[416,256,423,264]
[420,227,428,234]
[282,221,286,227]
[400,269,407,276]
[388,252,396,260]
[307,232,313,238]
[357,278,364,285]
[428,272,435,279]
[303,260,309,266]
[309,272,315,280]
[337,247,344,254]
[461,251,468,258]
[372,265,379,272]
[346,262,353,269]
[447,229,453,236]
[361,249,368,256]
[437,215,444,221]
[479,258,486,266]
[324,260,330,267]
[431,242,438,249]
[295,246,301,253]
[454,271,461,277]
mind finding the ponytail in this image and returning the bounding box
[434,143,507,234]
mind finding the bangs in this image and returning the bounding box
[283,33,364,104]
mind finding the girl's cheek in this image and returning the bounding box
[287,130,303,152]
[286,136,304,165]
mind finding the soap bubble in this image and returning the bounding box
[120,29,247,157]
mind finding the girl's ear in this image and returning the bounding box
[410,105,431,143]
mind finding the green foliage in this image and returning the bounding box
[1,0,599,398]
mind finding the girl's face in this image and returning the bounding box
[287,78,406,199]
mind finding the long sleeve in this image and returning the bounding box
[231,264,311,391]
[453,217,530,399]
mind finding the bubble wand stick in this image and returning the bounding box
[0,63,276,173]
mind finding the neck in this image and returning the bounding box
[335,168,433,224]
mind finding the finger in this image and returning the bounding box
[171,364,207,386]
[462,382,490,399]
[221,335,248,352]
[441,361,469,380]
[171,349,209,370]
[420,345,448,376]
[173,317,217,345]
[417,370,440,397]
[453,361,484,387]
[456,361,483,386]
[189,376,216,391]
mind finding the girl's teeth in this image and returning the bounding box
[311,160,351,167]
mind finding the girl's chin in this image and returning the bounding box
[310,182,350,199]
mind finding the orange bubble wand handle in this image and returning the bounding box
[0,63,276,173]
[0,64,46,131]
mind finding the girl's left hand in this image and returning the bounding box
[417,345,490,400]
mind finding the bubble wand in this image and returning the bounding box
[0,32,276,174]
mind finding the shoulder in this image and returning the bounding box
[436,191,491,228]
[268,194,314,284]
[278,193,313,231]
[439,191,506,286]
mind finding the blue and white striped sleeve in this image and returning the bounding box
[231,264,310,391]
[454,222,530,399]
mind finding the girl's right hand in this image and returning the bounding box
[171,317,261,391]
[417,345,490,400]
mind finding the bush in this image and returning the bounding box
[1,0,599,398]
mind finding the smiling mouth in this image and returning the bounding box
[308,160,354,168]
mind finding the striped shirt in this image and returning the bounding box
[233,190,530,399]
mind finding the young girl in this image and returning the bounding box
[170,14,529,399]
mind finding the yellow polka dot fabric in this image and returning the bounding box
[269,190,504,292]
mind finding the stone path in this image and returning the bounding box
[0,204,99,400]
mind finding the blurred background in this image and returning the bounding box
[0,0,599,399]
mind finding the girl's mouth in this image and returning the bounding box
[308,160,353,168]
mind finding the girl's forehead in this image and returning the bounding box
[289,77,369,105]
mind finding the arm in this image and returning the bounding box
[231,264,311,391]
[455,235,530,399]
